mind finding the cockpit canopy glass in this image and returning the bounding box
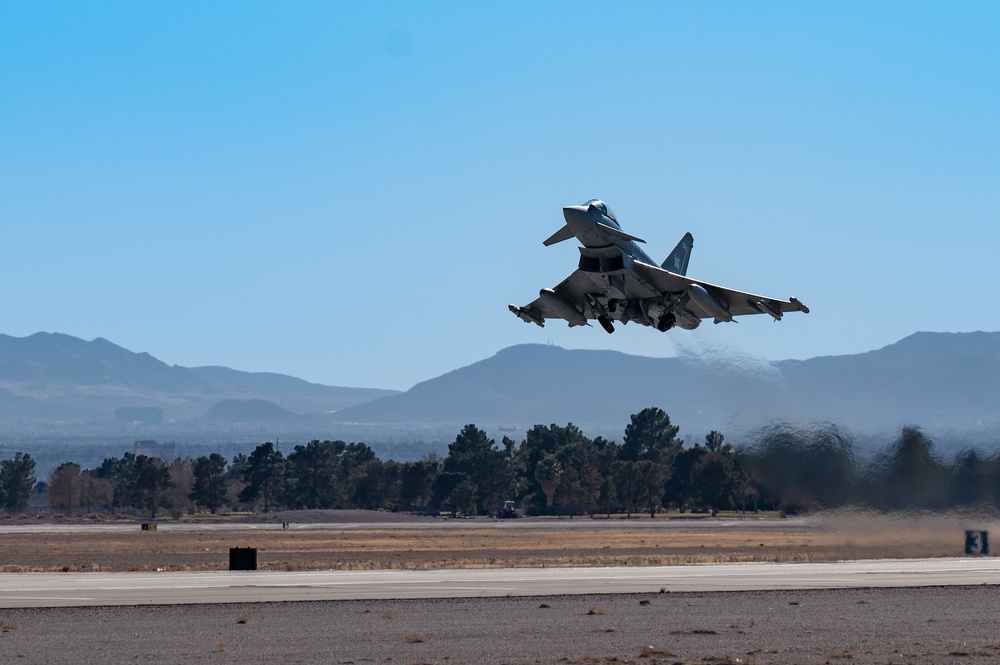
[584,199,617,224]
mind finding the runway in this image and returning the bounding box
[0,515,809,534]
[2,557,997,608]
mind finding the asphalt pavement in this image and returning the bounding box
[2,557,998,608]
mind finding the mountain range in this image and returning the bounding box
[332,331,1000,441]
[1,331,999,447]
[0,332,397,423]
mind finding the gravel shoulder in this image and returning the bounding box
[3,586,998,664]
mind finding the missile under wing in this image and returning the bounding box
[509,199,809,334]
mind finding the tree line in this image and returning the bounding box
[5,409,1000,517]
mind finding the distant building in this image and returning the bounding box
[134,440,175,460]
[115,407,164,424]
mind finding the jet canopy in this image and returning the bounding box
[584,199,617,224]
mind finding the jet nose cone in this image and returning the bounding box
[562,205,590,226]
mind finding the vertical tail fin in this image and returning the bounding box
[661,232,694,275]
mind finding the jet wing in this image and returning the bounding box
[510,259,808,328]
[508,270,598,327]
[632,260,809,321]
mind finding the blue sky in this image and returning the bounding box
[2,2,998,390]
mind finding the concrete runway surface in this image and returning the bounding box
[0,515,809,533]
[2,557,998,608]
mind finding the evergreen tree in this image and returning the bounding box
[950,448,991,507]
[691,450,738,515]
[342,442,377,507]
[517,423,588,511]
[132,455,173,518]
[868,426,947,510]
[95,454,134,513]
[239,442,286,511]
[704,430,726,452]
[553,435,609,514]
[351,459,391,509]
[399,458,440,507]
[741,422,857,512]
[663,443,706,511]
[439,424,506,515]
[593,437,621,516]
[1,452,36,511]
[190,453,229,513]
[431,471,464,514]
[619,408,682,517]
[286,440,341,508]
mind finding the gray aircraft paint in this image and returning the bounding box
[510,199,808,334]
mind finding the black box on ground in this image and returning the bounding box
[230,547,258,570]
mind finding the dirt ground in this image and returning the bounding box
[4,587,1000,664]
[0,509,995,572]
[2,510,999,664]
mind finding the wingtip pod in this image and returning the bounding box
[789,297,810,314]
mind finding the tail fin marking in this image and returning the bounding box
[662,232,694,275]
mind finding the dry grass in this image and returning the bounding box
[0,511,987,572]
[404,631,426,643]
[586,603,608,615]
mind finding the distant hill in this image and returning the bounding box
[4,330,1000,448]
[333,332,1000,441]
[0,332,399,423]
[187,366,397,414]
[200,399,302,423]
[0,332,206,395]
[776,331,1000,434]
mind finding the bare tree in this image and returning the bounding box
[48,462,82,513]
[168,457,195,516]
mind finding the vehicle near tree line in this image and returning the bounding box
[497,500,519,519]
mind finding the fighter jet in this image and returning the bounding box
[509,199,809,334]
